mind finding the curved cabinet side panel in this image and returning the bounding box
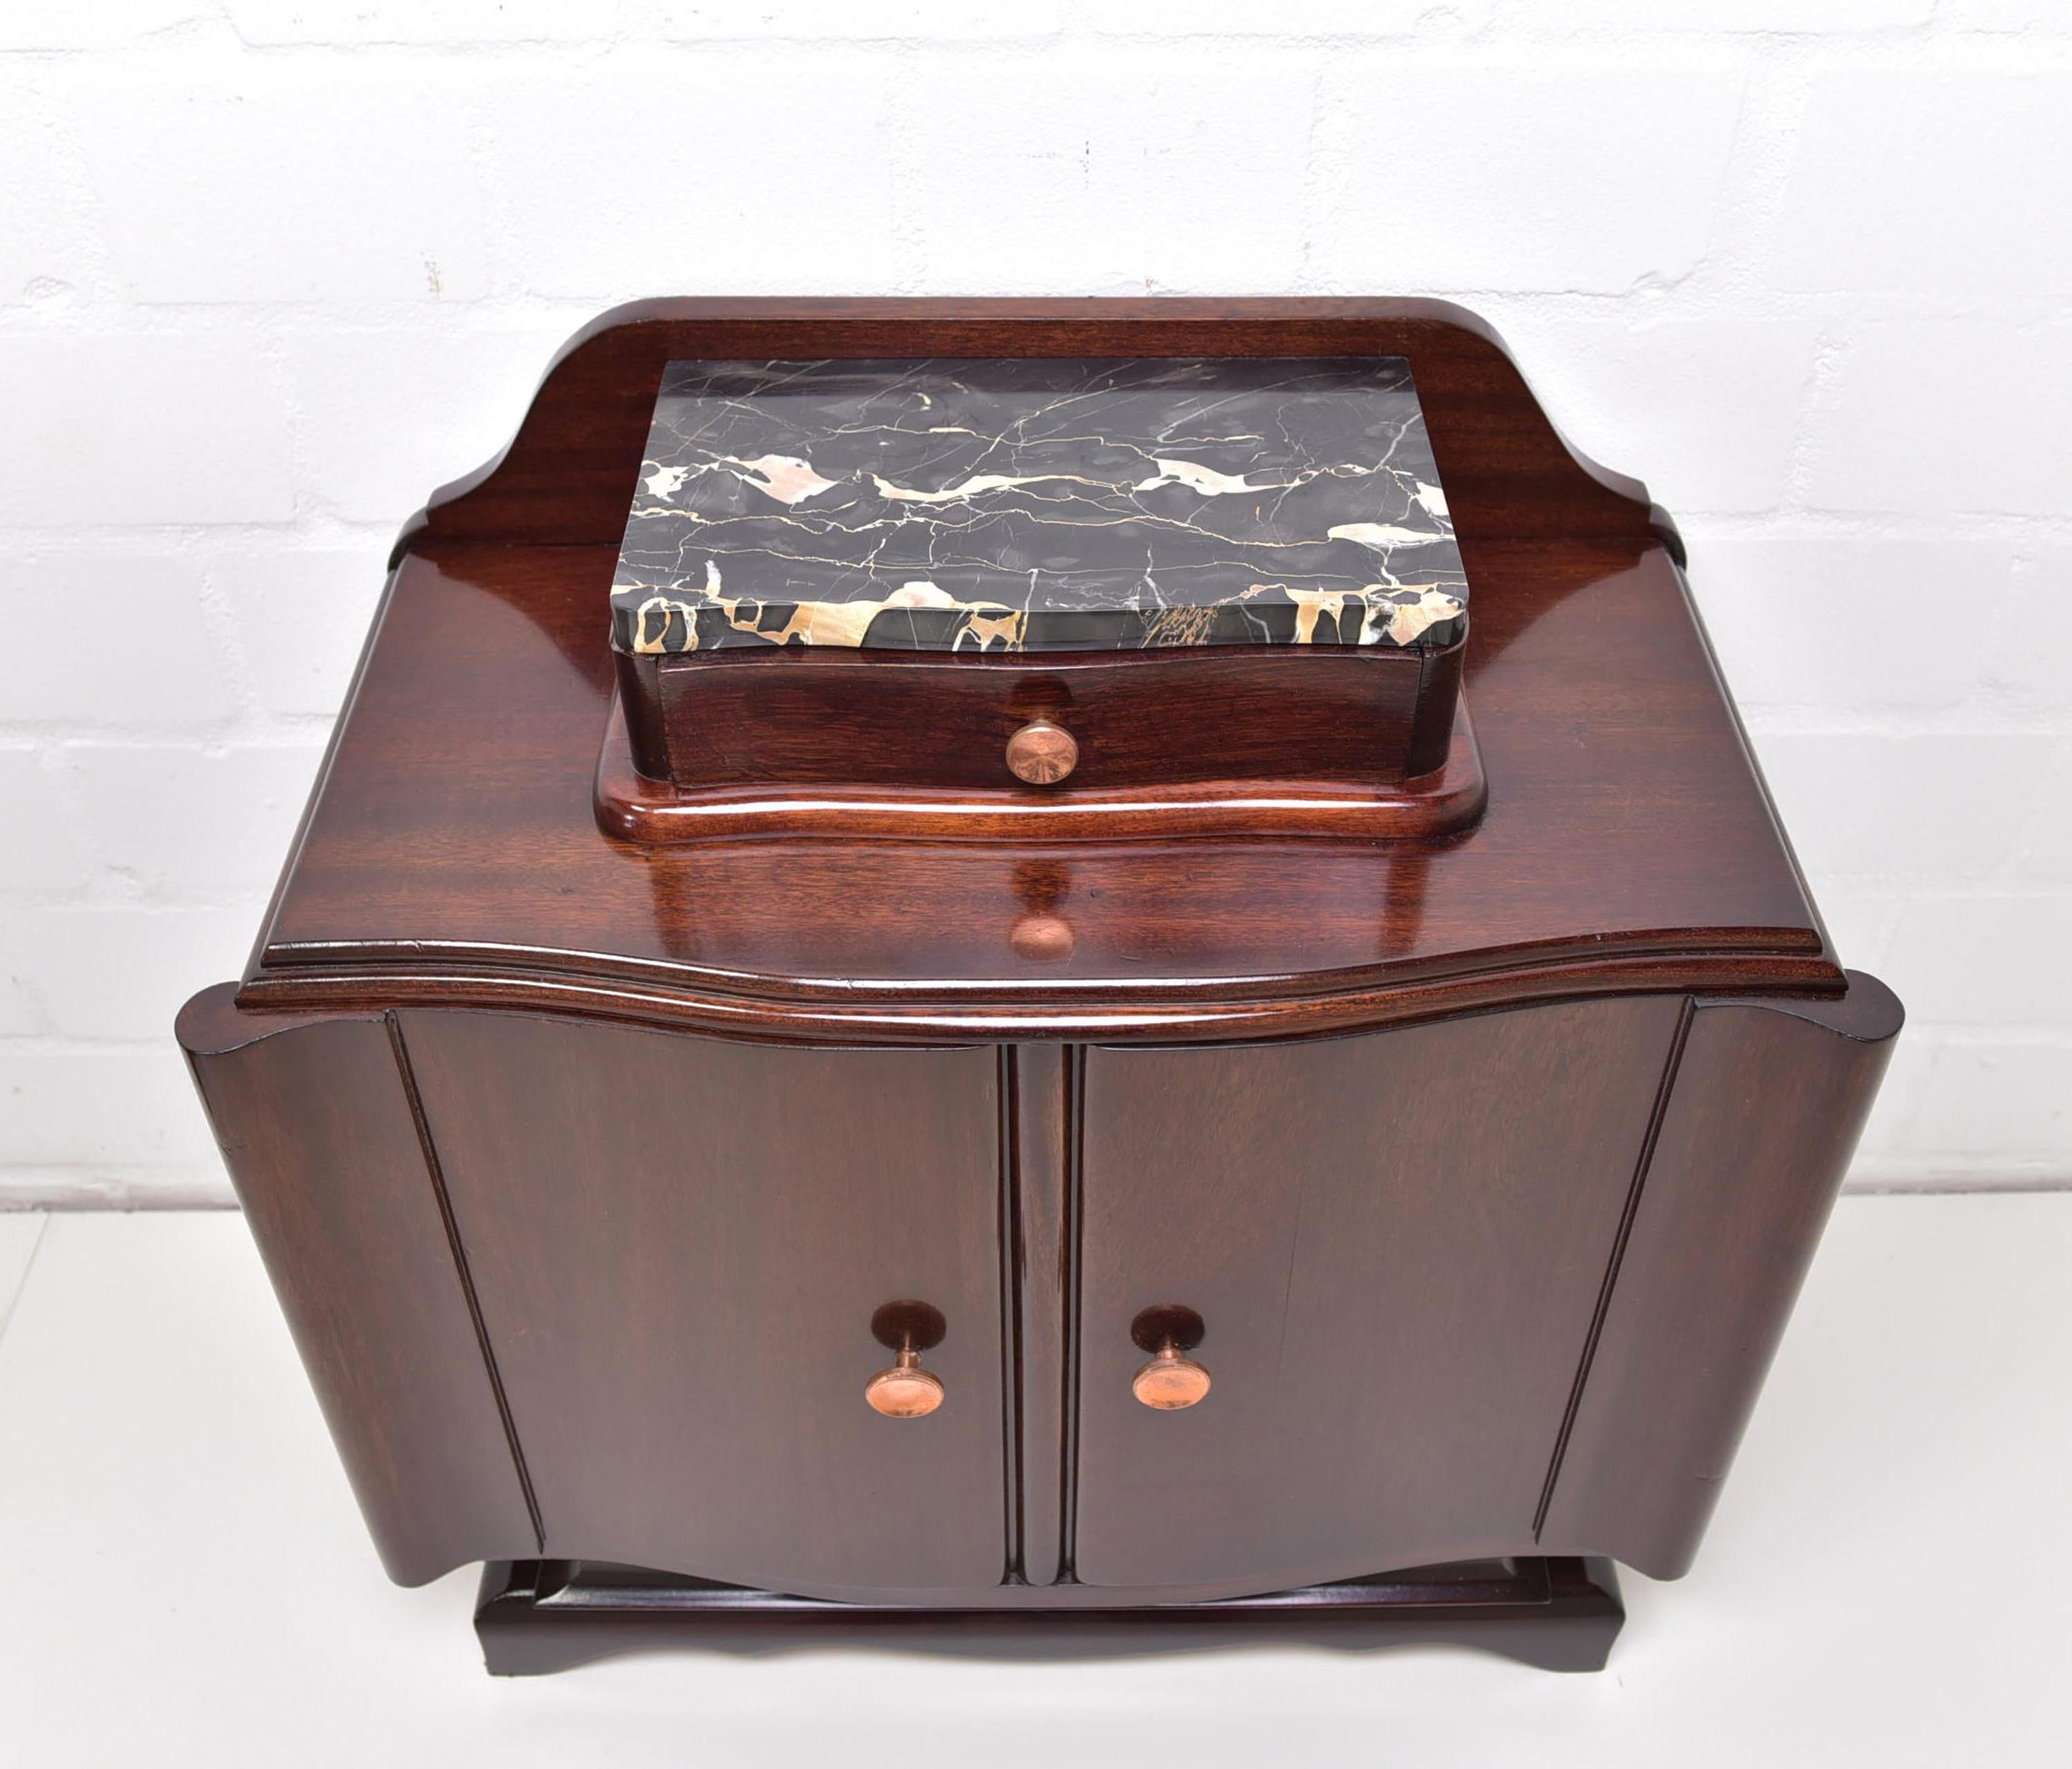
[177,984,539,1586]
[1539,972,1903,1578]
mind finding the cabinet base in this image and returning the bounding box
[474,1556,1622,1676]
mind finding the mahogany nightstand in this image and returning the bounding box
[178,299,1900,1675]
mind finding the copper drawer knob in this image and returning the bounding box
[1005,720,1078,785]
[865,1299,947,1418]
[1133,1339,1211,1411]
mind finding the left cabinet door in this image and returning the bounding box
[399,1009,1008,1599]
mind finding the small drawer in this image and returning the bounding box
[617,642,1463,794]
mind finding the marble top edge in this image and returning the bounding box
[610,356,1470,656]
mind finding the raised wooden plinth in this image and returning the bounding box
[475,1556,1624,1676]
[595,682,1487,845]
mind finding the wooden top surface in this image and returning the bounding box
[238,300,1836,1042]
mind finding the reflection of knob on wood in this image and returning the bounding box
[1010,912,1075,961]
[866,1338,945,1419]
[1132,1339,1211,1410]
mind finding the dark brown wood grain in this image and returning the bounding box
[175,986,538,1585]
[1071,995,1685,1592]
[236,533,1836,1041]
[637,639,1452,791]
[395,1006,1010,1598]
[1537,973,1903,1576]
[180,977,1894,1605]
[594,679,1489,846]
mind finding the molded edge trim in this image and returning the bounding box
[229,948,1845,1051]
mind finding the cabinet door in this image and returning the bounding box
[1073,996,1682,1592]
[401,1010,1006,1598]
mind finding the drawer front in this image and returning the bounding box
[401,1010,1007,1598]
[635,642,1456,792]
[1071,996,1683,1593]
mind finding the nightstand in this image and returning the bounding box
[179,298,1899,1674]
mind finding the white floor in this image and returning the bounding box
[0,1197,2066,1768]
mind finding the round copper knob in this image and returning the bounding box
[1132,1339,1211,1411]
[865,1344,944,1419]
[1005,720,1078,786]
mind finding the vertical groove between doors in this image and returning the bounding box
[1533,997,1696,1540]
[385,1010,546,1553]
[1057,1043,1087,1582]
[997,1044,1026,1584]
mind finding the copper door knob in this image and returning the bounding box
[1132,1339,1211,1410]
[1005,720,1078,785]
[865,1346,944,1418]
[865,1301,948,1419]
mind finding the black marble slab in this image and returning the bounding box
[609,358,1470,656]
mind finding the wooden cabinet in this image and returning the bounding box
[182,982,1896,1616]
[175,299,1903,1671]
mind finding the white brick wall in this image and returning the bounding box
[3,3,2066,1204]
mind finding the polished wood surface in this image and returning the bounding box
[176,986,537,1585]
[179,976,1897,1601]
[1539,975,1903,1574]
[630,639,1449,794]
[232,298,1832,1041]
[475,1555,1625,1676]
[240,539,1831,1041]
[594,680,1489,848]
[394,1008,1009,1596]
[1073,995,1682,1591]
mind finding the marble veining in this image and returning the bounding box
[610,358,1470,656]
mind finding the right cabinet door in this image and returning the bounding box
[1072,995,1684,1593]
